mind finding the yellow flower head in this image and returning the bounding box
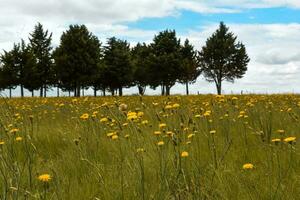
[154,131,161,136]
[159,123,167,129]
[80,113,89,120]
[15,137,22,142]
[243,163,254,170]
[277,129,285,134]
[181,151,189,158]
[187,134,195,139]
[172,103,180,109]
[9,128,19,134]
[157,141,164,146]
[0,141,4,145]
[271,138,281,144]
[100,117,108,123]
[38,174,51,182]
[111,135,119,140]
[283,136,296,144]
[209,130,216,134]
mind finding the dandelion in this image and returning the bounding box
[80,113,89,120]
[127,112,138,121]
[159,123,167,129]
[203,111,211,117]
[111,135,118,140]
[157,141,164,146]
[154,131,161,136]
[243,163,254,170]
[9,128,19,134]
[164,105,173,109]
[187,134,195,139]
[141,120,148,125]
[172,103,180,109]
[124,134,130,139]
[271,138,281,144]
[0,141,4,145]
[181,151,189,158]
[15,137,22,141]
[283,136,296,144]
[277,129,285,134]
[38,174,51,182]
[100,117,108,123]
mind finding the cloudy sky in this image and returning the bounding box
[1,0,300,96]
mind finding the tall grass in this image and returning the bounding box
[0,95,299,199]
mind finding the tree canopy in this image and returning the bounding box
[198,22,250,95]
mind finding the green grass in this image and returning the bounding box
[0,95,299,199]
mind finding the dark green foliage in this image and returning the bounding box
[0,40,35,97]
[29,22,53,97]
[198,22,250,94]
[178,39,200,95]
[148,30,182,95]
[103,37,133,96]
[131,43,151,95]
[53,24,101,97]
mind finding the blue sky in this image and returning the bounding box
[128,7,300,33]
[0,0,300,96]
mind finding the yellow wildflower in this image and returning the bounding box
[80,113,89,120]
[159,123,167,129]
[181,151,189,158]
[283,137,296,144]
[38,174,51,182]
[243,163,254,170]
[157,141,164,146]
[15,137,22,141]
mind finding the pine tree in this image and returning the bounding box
[29,22,53,97]
[103,37,133,96]
[53,24,101,97]
[178,39,200,95]
[198,22,250,95]
[148,30,182,95]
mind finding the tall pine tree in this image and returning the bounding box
[29,22,53,97]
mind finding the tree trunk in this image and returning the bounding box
[40,87,43,97]
[138,86,145,96]
[119,87,123,96]
[166,85,171,96]
[76,85,81,97]
[161,84,165,96]
[44,85,47,97]
[9,88,12,98]
[185,81,189,95]
[57,87,60,97]
[94,87,97,97]
[20,85,24,98]
[82,88,84,97]
[32,91,34,97]
[69,91,71,97]
[103,88,106,97]
[216,82,222,95]
[111,89,115,96]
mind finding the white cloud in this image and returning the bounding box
[181,23,300,94]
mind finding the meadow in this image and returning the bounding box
[0,95,299,200]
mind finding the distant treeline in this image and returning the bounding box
[0,22,249,97]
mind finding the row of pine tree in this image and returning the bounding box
[0,22,249,97]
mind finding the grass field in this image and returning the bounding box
[0,95,299,199]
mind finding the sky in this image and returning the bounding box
[1,0,300,96]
